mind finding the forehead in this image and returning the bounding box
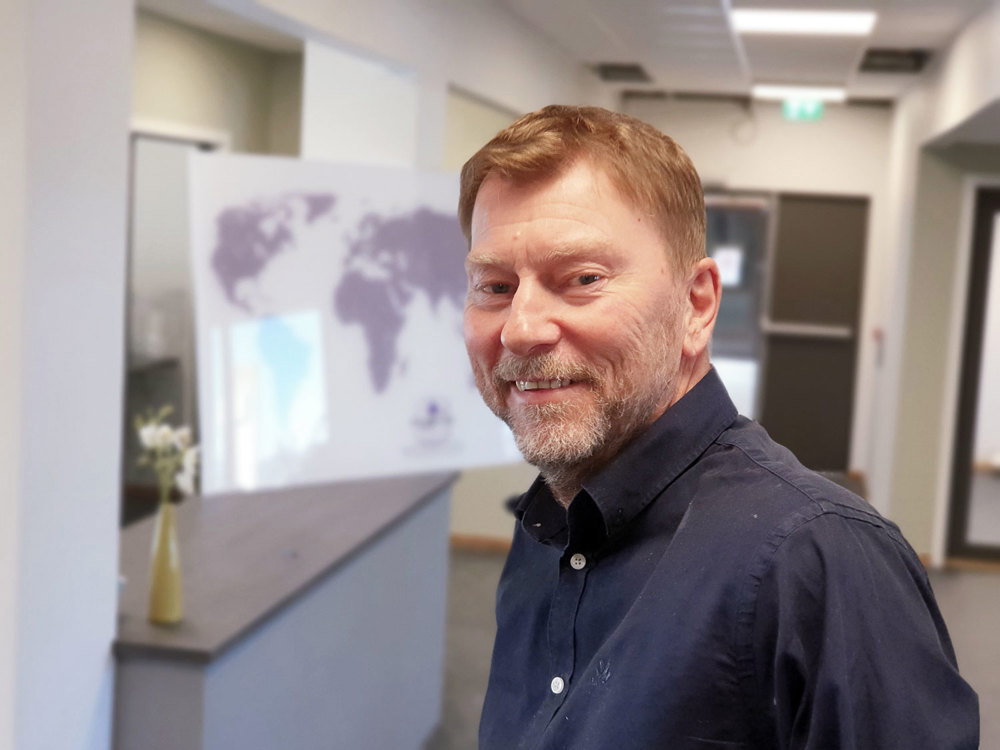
[468,159,663,262]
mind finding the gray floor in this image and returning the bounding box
[423,550,503,750]
[928,567,1000,746]
[427,549,1000,749]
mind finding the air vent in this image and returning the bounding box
[621,89,668,101]
[594,63,651,83]
[859,48,930,74]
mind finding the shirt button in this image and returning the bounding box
[570,553,587,570]
[550,676,565,694]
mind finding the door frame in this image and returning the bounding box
[938,177,1000,562]
[120,119,229,524]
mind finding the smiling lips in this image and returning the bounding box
[514,379,573,392]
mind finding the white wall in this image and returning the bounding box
[921,1,1000,146]
[0,2,27,745]
[625,96,893,487]
[623,97,892,196]
[246,0,599,114]
[5,0,133,748]
[886,149,973,551]
[442,87,519,172]
[301,40,420,166]
[214,0,604,170]
[267,53,303,156]
[133,10,302,154]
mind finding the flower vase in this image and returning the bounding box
[148,490,183,625]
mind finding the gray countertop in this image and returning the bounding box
[115,472,456,664]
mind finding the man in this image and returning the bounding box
[459,105,978,749]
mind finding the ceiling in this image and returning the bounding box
[502,0,992,100]
[138,0,303,52]
[139,0,992,101]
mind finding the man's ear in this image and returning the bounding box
[682,257,721,360]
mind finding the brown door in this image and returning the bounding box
[758,194,868,471]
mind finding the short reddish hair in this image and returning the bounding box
[458,105,705,269]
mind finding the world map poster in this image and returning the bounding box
[189,153,519,494]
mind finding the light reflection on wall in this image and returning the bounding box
[229,311,328,491]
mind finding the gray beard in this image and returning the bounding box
[475,293,685,497]
[505,373,669,491]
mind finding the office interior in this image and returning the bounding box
[4,0,1000,747]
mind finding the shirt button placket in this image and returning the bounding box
[544,549,592,720]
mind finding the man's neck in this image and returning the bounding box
[541,469,585,509]
[538,434,633,509]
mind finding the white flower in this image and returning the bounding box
[173,426,192,451]
[174,446,200,495]
[154,424,175,450]
[182,446,199,474]
[175,469,195,495]
[138,423,159,449]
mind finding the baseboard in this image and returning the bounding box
[450,534,512,554]
[944,557,1000,573]
[972,461,1000,475]
[846,469,869,497]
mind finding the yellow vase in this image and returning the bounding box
[148,493,183,625]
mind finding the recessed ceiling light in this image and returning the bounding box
[752,84,847,102]
[732,9,877,36]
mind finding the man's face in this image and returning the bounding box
[463,158,690,472]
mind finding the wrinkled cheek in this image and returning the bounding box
[469,358,506,419]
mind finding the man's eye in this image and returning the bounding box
[577,274,602,286]
[483,282,512,294]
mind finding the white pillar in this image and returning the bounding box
[2,1,133,747]
[301,40,421,167]
[0,1,28,743]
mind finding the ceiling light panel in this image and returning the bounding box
[752,84,846,101]
[732,9,877,36]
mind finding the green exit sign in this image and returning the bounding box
[783,99,824,121]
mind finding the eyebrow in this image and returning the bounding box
[465,239,619,272]
[464,252,504,272]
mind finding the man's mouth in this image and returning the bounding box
[514,379,573,392]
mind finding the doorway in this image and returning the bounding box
[759,194,869,472]
[948,187,1000,560]
[121,131,220,524]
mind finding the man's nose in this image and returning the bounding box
[500,284,560,355]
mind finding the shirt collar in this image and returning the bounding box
[514,367,738,548]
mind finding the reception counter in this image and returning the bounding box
[113,472,455,750]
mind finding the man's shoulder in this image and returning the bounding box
[680,417,927,623]
[692,416,902,545]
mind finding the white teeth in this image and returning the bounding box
[515,379,570,391]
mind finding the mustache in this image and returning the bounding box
[491,353,597,385]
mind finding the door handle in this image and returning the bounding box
[760,318,853,340]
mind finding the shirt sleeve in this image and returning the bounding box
[748,511,979,750]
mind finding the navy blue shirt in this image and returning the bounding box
[480,369,978,749]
